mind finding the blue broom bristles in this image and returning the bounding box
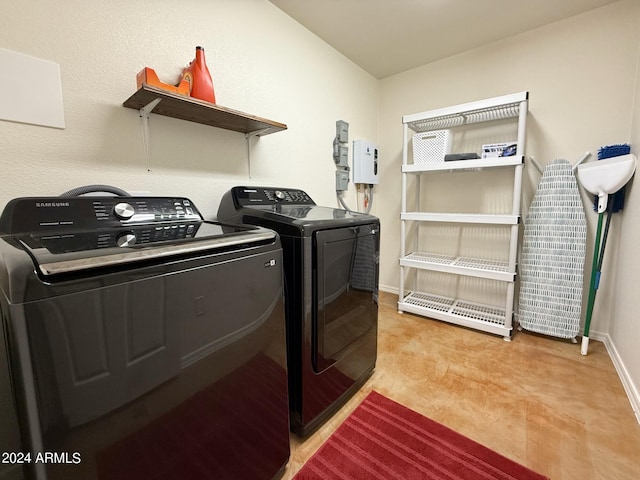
[598,144,630,158]
[593,143,630,212]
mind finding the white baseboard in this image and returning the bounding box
[591,331,640,425]
[379,284,399,295]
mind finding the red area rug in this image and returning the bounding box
[293,391,548,480]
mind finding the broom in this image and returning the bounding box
[582,144,630,355]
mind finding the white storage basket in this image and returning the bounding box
[412,130,451,165]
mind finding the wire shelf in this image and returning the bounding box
[401,252,513,281]
[408,103,521,132]
[402,155,524,173]
[403,291,455,312]
[399,291,510,336]
[451,301,505,325]
[453,257,509,272]
[404,252,455,265]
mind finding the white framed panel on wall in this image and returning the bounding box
[0,48,65,129]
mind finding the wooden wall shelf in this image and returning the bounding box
[123,84,287,136]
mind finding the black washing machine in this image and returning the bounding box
[218,186,379,436]
[0,193,290,479]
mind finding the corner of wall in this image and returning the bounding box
[591,331,640,425]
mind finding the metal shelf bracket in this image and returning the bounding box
[139,98,162,171]
[245,128,270,178]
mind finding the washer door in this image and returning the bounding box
[312,223,379,373]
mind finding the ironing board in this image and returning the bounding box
[518,159,586,339]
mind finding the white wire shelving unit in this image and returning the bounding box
[398,91,529,340]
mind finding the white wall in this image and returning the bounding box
[614,3,640,421]
[378,0,640,417]
[0,1,378,477]
[0,0,379,213]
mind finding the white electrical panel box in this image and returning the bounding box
[352,140,379,184]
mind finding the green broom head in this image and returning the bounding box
[593,143,631,212]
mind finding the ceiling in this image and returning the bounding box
[268,0,620,79]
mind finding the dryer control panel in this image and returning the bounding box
[230,186,316,207]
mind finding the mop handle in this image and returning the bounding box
[583,212,604,338]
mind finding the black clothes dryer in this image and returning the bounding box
[218,186,379,436]
[0,194,290,480]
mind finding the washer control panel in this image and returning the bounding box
[92,197,200,225]
[0,196,202,234]
[22,221,202,253]
[231,187,316,207]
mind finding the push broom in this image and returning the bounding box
[576,145,637,355]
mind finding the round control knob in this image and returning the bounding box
[113,202,135,220]
[116,232,136,247]
[274,190,286,201]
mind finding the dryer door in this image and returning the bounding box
[312,223,379,373]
